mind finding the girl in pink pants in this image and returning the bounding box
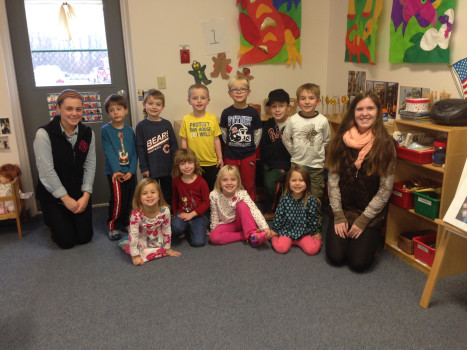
[270,164,322,255]
[209,165,272,247]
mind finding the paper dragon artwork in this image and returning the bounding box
[345,0,383,65]
[237,0,302,66]
[390,0,456,63]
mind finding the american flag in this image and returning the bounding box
[452,58,467,99]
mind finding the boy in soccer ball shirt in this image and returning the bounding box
[220,73,262,201]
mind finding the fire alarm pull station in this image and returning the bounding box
[180,45,190,64]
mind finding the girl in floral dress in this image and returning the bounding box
[121,178,180,265]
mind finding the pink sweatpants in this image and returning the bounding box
[209,201,258,245]
[271,235,322,255]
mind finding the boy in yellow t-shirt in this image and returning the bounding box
[179,84,223,190]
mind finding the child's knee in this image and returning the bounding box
[300,236,323,255]
[272,236,291,254]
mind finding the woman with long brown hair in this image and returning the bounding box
[325,91,396,272]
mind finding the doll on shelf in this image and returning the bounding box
[0,163,22,214]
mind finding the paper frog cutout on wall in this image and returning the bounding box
[237,0,302,66]
[211,52,232,80]
[188,60,212,85]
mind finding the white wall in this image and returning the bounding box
[126,0,331,122]
[325,0,467,99]
[0,7,20,165]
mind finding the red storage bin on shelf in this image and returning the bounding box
[391,181,415,209]
[396,145,434,164]
[413,233,437,267]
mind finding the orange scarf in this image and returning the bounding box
[342,127,374,169]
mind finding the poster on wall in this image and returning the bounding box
[347,71,367,102]
[47,92,103,122]
[237,0,302,66]
[1,118,12,134]
[389,0,456,63]
[202,19,228,55]
[366,80,399,120]
[0,136,10,152]
[345,0,383,65]
[398,86,430,113]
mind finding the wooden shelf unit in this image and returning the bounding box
[385,120,467,274]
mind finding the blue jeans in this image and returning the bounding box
[171,212,207,247]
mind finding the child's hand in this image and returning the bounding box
[112,171,124,183]
[177,211,197,221]
[217,158,224,168]
[132,255,145,266]
[263,228,275,240]
[122,172,133,182]
[265,229,277,240]
[166,248,181,257]
[141,171,150,178]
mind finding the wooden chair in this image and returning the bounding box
[0,177,26,239]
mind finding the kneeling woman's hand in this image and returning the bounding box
[334,222,348,239]
[347,224,363,239]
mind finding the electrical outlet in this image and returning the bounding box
[157,76,167,89]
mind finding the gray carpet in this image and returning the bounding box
[1,206,466,350]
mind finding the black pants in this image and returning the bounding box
[154,176,172,206]
[106,175,136,231]
[201,165,219,192]
[41,199,93,249]
[325,218,380,272]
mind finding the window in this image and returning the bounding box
[25,0,111,86]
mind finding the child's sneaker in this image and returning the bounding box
[118,236,129,250]
[108,229,121,241]
[250,230,267,248]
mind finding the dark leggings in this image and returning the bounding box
[325,219,380,272]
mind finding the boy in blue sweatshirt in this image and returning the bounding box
[101,94,137,240]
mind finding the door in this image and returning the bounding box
[5,0,131,205]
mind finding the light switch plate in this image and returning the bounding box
[157,76,166,89]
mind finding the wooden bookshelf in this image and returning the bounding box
[385,120,467,274]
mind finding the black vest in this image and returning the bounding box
[336,147,386,229]
[36,116,92,202]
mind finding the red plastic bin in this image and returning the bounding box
[391,181,415,209]
[396,145,434,164]
[413,233,437,267]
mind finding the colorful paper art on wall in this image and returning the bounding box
[188,60,212,85]
[237,0,302,66]
[390,0,455,63]
[237,67,254,81]
[449,58,467,99]
[345,0,383,65]
[211,52,232,80]
[47,92,102,122]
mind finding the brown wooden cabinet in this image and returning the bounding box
[385,120,467,274]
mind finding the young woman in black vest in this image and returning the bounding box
[34,89,96,249]
[325,92,396,272]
